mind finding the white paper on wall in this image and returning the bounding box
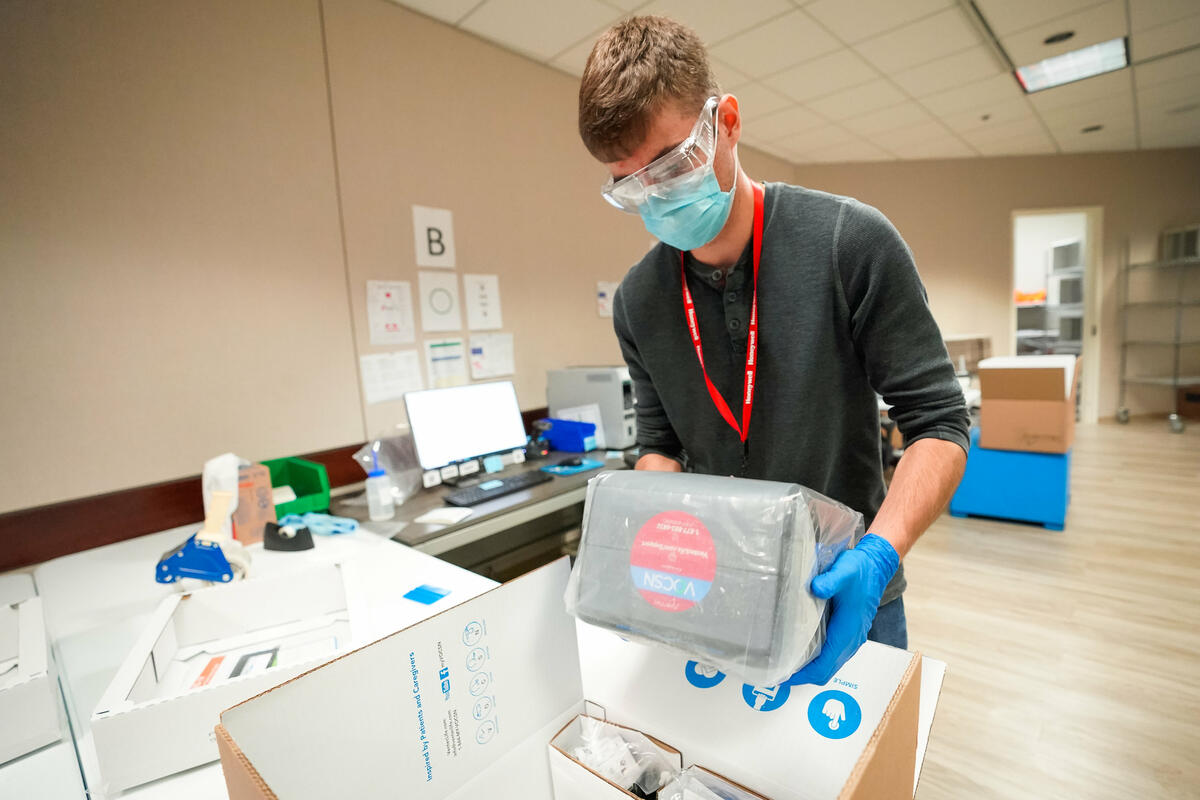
[366,280,415,345]
[359,350,424,405]
[469,333,515,380]
[597,281,619,318]
[463,274,503,331]
[424,338,469,388]
[418,271,463,333]
[412,205,456,268]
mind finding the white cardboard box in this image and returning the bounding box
[0,574,63,765]
[215,558,947,800]
[548,715,683,800]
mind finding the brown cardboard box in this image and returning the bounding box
[979,356,1079,454]
[1178,385,1200,420]
[943,335,992,375]
[231,464,275,545]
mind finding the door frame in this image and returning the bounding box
[1010,206,1104,424]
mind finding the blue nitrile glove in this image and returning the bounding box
[786,533,900,686]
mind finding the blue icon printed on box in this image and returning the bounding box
[684,660,726,689]
[807,690,861,739]
[469,672,490,696]
[463,621,483,646]
[476,719,497,744]
[466,647,487,672]
[741,682,791,712]
[473,696,494,720]
[439,666,451,700]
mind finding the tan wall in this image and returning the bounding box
[0,0,796,513]
[792,149,1200,418]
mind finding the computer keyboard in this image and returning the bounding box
[444,470,554,507]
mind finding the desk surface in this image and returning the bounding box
[31,523,496,799]
[333,451,625,557]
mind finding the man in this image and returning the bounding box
[578,17,969,686]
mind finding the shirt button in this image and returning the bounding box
[729,319,741,331]
[726,292,737,303]
[711,270,723,282]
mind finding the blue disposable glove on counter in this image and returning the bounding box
[785,533,900,687]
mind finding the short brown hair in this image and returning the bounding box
[579,16,719,162]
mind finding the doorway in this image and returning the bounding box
[1011,207,1103,424]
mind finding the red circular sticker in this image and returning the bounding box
[629,511,717,612]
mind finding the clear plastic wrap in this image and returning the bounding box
[351,432,422,507]
[555,715,679,797]
[661,767,767,800]
[565,471,863,687]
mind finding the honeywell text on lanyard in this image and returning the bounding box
[680,181,765,443]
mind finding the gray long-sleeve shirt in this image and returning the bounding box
[612,182,970,605]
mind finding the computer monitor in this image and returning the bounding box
[404,381,528,471]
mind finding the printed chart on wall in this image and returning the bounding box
[424,338,468,388]
[412,205,456,268]
[597,281,619,318]
[463,274,503,331]
[360,350,425,405]
[367,280,416,346]
[419,271,463,333]
[469,333,515,380]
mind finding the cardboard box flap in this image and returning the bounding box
[575,623,920,800]
[216,724,277,800]
[978,355,1077,401]
[0,574,36,608]
[220,558,582,799]
[839,656,920,799]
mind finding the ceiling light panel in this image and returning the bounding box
[1015,37,1128,92]
[999,0,1127,66]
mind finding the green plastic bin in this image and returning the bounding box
[262,457,330,516]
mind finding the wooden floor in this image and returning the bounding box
[909,418,1200,799]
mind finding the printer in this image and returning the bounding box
[547,366,637,450]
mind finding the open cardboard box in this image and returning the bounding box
[216,558,946,800]
[979,355,1079,453]
[90,542,489,794]
[0,574,63,765]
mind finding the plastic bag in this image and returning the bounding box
[562,716,678,797]
[565,470,863,687]
[351,431,422,507]
[661,767,764,800]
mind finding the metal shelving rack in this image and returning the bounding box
[1116,246,1200,432]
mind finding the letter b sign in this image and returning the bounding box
[412,205,456,268]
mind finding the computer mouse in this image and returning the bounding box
[559,457,584,467]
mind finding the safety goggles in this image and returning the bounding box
[601,96,720,213]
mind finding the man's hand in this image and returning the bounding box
[786,533,899,686]
[635,453,682,472]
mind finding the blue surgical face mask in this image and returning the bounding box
[638,163,737,251]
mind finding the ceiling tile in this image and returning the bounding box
[746,104,827,141]
[711,58,753,91]
[709,10,841,78]
[775,124,852,153]
[805,78,907,120]
[1130,12,1200,60]
[886,135,977,159]
[730,81,795,117]
[1001,0,1128,67]
[635,0,792,46]
[1140,116,1200,148]
[891,46,1005,97]
[1040,97,1135,137]
[971,130,1059,155]
[919,72,1025,116]
[1129,0,1200,31]
[958,115,1048,145]
[1134,47,1200,88]
[939,97,1036,133]
[841,100,934,136]
[801,140,894,162]
[853,7,980,75]
[1027,67,1132,114]
[866,118,955,147]
[459,0,620,62]
[392,0,483,25]
[550,33,601,76]
[1055,124,1137,151]
[762,48,878,103]
[973,0,1107,36]
[743,138,801,163]
[804,0,954,45]
[600,0,650,10]
[1137,74,1200,113]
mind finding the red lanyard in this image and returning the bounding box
[680,181,764,443]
